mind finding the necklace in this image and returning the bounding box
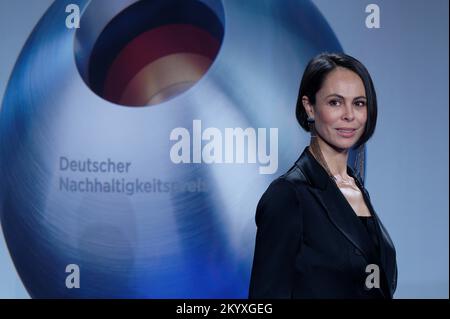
[307,143,357,188]
[333,174,354,185]
[333,174,360,192]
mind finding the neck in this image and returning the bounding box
[310,136,350,178]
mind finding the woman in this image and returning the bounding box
[249,53,397,299]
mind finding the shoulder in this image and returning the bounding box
[259,178,298,206]
[256,165,310,221]
[262,164,309,201]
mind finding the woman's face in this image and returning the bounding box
[304,67,368,151]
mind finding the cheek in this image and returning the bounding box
[355,110,367,138]
[356,109,368,125]
[316,108,340,129]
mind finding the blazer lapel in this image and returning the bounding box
[309,183,380,265]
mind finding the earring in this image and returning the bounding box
[307,116,316,137]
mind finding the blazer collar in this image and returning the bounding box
[294,147,364,190]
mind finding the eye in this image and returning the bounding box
[329,99,341,106]
[354,100,367,107]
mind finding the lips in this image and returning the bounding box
[336,128,357,137]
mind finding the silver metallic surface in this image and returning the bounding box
[0,0,343,297]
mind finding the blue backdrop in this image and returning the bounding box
[0,0,448,298]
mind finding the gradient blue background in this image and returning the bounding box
[0,0,448,298]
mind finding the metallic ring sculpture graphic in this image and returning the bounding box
[0,0,352,298]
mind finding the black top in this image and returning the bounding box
[358,216,380,259]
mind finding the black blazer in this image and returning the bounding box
[249,147,397,299]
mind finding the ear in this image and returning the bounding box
[302,96,314,118]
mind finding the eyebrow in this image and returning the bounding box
[325,94,367,100]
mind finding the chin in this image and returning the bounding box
[319,131,361,152]
[329,139,358,152]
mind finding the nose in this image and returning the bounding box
[342,102,355,121]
